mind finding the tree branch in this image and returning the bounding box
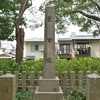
[16,0,32,29]
[91,0,100,10]
[78,11,100,22]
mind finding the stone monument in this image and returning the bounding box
[35,4,64,100]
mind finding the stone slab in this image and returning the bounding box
[86,74,100,100]
[35,87,64,100]
[0,74,16,100]
[38,76,59,92]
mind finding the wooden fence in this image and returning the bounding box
[0,71,99,94]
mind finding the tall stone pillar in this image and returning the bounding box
[35,4,64,100]
[43,4,55,79]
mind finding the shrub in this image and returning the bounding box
[16,90,35,100]
[0,58,100,78]
[67,87,86,100]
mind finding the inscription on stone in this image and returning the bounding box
[46,58,52,63]
[53,88,57,92]
[3,87,8,93]
[47,15,52,22]
[47,38,52,42]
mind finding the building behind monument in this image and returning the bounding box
[24,33,100,60]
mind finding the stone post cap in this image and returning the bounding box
[87,73,100,78]
[0,73,15,78]
[46,4,55,7]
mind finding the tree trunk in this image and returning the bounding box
[16,28,24,64]
[15,0,32,64]
[0,40,1,48]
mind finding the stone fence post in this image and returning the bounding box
[86,73,100,100]
[0,74,16,100]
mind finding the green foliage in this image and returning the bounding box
[0,0,27,41]
[0,59,19,73]
[68,58,100,73]
[55,59,69,73]
[40,0,100,35]
[16,90,35,100]
[1,58,100,78]
[21,59,43,78]
[16,87,86,100]
[0,0,17,40]
[68,87,86,100]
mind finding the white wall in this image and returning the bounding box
[23,42,26,57]
[90,40,100,58]
[25,42,44,60]
[24,39,100,60]
[0,49,3,54]
[70,41,75,58]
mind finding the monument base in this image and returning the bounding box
[35,87,64,100]
[35,76,64,100]
[38,76,59,92]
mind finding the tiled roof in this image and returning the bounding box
[73,35,100,40]
[57,34,72,41]
[1,42,15,49]
[58,32,100,41]
[25,38,44,42]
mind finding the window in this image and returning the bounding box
[60,44,70,54]
[31,45,39,51]
[76,43,90,54]
[35,45,39,50]
[39,45,44,51]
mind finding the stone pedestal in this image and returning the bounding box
[38,76,59,92]
[86,73,100,100]
[0,74,16,100]
[35,87,64,100]
[35,76,64,100]
[35,75,64,100]
[35,4,64,100]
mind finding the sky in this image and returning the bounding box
[24,0,45,39]
[23,0,86,40]
[2,0,44,45]
[2,0,89,45]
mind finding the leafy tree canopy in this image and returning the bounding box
[40,0,100,36]
[0,0,28,41]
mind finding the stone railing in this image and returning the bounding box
[0,71,100,100]
[0,71,88,92]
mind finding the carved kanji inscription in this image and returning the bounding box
[47,15,52,22]
[46,58,52,63]
[47,38,52,42]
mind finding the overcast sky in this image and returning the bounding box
[23,0,86,39]
[2,0,90,45]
